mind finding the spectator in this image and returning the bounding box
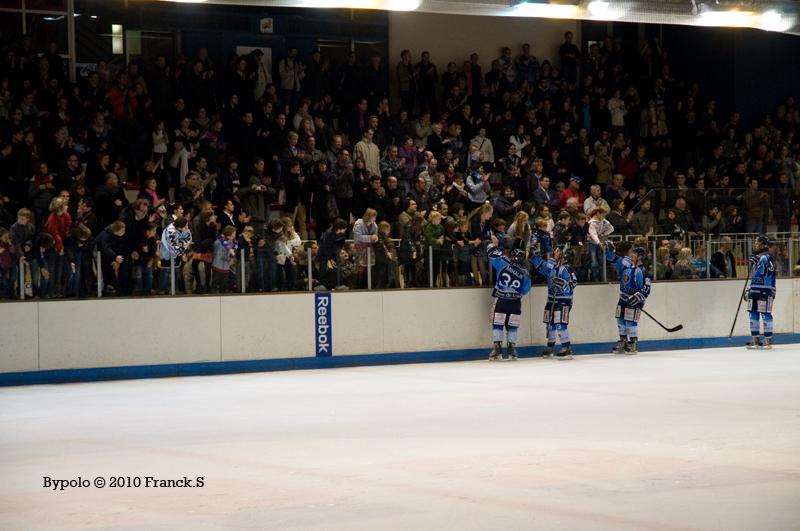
[630,199,655,236]
[673,247,697,279]
[532,175,559,213]
[607,199,633,236]
[587,205,612,281]
[710,236,737,278]
[466,165,491,210]
[353,208,378,287]
[560,176,585,210]
[583,184,610,215]
[354,129,380,177]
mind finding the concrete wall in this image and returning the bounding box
[1,279,798,374]
[387,13,578,108]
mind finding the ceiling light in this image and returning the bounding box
[513,2,579,19]
[588,0,625,20]
[760,10,791,32]
[697,10,756,27]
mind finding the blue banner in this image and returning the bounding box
[314,293,332,357]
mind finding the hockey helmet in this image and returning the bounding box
[510,248,527,264]
[755,234,771,248]
[554,243,574,262]
[631,246,647,261]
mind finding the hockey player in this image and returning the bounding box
[745,235,776,349]
[487,236,532,361]
[531,243,578,360]
[606,241,651,354]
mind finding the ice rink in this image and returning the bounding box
[1,344,799,531]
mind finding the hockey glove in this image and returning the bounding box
[605,241,615,254]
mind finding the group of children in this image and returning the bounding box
[0,197,311,298]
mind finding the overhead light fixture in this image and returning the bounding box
[697,10,756,27]
[513,1,579,19]
[293,0,418,9]
[112,24,124,55]
[760,10,791,32]
[159,0,208,3]
[587,0,625,20]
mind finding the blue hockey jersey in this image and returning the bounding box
[606,250,651,308]
[748,252,776,298]
[531,255,577,305]
[489,246,532,300]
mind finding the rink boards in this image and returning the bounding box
[1,279,799,384]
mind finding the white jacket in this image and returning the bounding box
[588,217,614,246]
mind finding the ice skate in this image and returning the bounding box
[746,337,764,350]
[612,340,627,354]
[625,339,638,355]
[489,342,503,361]
[555,346,573,360]
[763,337,773,350]
[507,343,518,361]
[542,346,554,359]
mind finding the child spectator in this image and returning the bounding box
[423,211,445,285]
[673,247,697,279]
[132,222,158,295]
[468,203,493,286]
[353,208,378,288]
[237,226,256,291]
[587,204,613,281]
[655,246,673,280]
[374,220,399,289]
[191,210,217,293]
[0,228,16,298]
[505,211,531,252]
[43,197,72,295]
[269,218,296,291]
[28,233,56,298]
[317,218,348,289]
[94,220,127,296]
[212,226,238,293]
[64,224,94,298]
[10,208,35,255]
[399,216,425,287]
[158,217,192,293]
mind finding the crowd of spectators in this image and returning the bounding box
[0,29,799,299]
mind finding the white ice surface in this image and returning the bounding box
[1,345,800,531]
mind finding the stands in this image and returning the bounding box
[0,23,798,300]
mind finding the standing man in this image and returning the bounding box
[606,242,651,354]
[745,235,776,349]
[279,47,305,112]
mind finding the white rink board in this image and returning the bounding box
[221,294,315,360]
[0,302,38,373]
[37,298,221,370]
[1,279,798,373]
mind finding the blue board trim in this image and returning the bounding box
[2,333,799,387]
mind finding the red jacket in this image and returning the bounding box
[44,212,73,253]
[559,187,586,209]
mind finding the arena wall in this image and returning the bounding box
[0,279,798,383]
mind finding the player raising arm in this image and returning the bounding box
[531,243,578,360]
[745,235,776,350]
[606,241,650,354]
[487,236,532,361]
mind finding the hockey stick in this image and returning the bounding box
[641,308,683,333]
[728,264,753,338]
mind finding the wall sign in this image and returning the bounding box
[315,293,332,357]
